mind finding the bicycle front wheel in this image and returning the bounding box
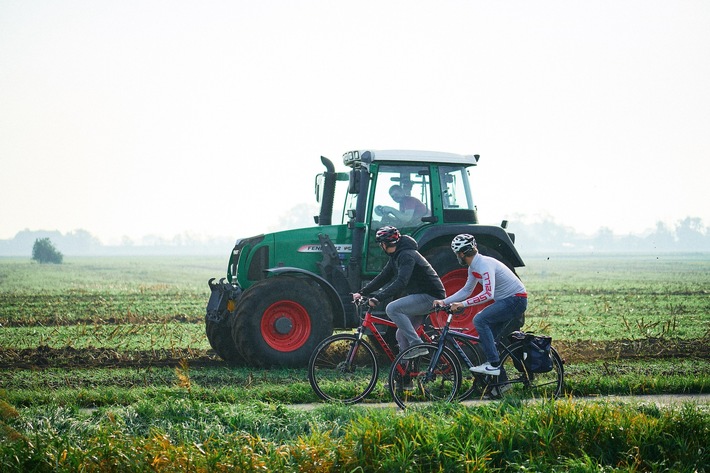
[388,343,461,410]
[308,333,378,404]
[494,340,564,399]
[425,331,483,401]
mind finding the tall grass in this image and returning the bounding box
[2,360,707,409]
[1,396,707,472]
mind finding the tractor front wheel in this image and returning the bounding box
[205,279,244,365]
[231,276,333,367]
[206,316,244,364]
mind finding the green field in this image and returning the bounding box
[1,254,708,471]
[1,254,708,352]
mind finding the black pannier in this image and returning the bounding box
[525,335,553,373]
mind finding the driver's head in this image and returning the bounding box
[388,185,405,203]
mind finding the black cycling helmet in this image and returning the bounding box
[375,225,401,245]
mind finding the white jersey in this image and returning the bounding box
[443,253,526,307]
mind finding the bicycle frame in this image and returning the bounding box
[350,298,432,364]
[420,309,473,380]
[425,307,512,385]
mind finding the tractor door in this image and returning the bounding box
[365,163,433,273]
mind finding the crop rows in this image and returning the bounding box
[0,254,708,369]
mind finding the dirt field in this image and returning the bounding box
[1,336,707,370]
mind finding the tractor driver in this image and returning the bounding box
[374,185,429,226]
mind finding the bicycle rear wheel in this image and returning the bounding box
[490,340,564,399]
[388,343,461,410]
[308,333,378,404]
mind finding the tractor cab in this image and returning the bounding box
[315,149,484,274]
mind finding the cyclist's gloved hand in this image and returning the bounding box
[352,293,363,302]
[433,299,445,307]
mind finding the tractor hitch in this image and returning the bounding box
[206,278,242,324]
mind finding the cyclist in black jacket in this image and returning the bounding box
[353,226,445,359]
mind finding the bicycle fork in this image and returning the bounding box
[343,329,366,369]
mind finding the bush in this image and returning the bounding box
[31,238,63,264]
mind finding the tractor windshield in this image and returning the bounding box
[371,165,431,230]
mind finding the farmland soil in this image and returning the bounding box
[1,336,708,369]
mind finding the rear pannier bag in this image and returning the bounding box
[525,335,553,373]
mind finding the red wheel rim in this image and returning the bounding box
[441,267,468,294]
[435,268,487,335]
[260,300,312,352]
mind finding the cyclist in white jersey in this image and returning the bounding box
[433,234,527,376]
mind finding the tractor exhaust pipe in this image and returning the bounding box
[318,156,336,226]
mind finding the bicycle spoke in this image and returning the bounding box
[308,334,378,404]
[495,341,564,399]
[388,344,460,409]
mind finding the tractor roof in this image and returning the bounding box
[342,150,479,168]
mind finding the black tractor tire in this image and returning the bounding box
[205,315,244,365]
[231,276,334,367]
[425,246,461,283]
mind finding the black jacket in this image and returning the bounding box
[360,235,445,301]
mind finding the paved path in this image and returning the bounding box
[295,393,710,411]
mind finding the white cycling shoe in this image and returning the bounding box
[470,362,501,376]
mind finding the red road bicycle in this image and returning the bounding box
[308,297,438,404]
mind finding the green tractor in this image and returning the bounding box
[206,149,524,367]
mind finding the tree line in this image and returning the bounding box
[1,216,709,258]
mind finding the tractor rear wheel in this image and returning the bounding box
[231,276,333,367]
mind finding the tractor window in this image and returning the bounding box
[440,165,477,223]
[370,165,431,230]
[341,191,357,224]
[328,178,357,225]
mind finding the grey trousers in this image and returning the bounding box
[385,293,436,352]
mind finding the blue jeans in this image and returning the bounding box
[386,293,436,352]
[473,296,527,365]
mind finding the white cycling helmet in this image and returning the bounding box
[451,234,476,254]
[451,234,476,266]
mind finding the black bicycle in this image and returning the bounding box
[388,304,565,409]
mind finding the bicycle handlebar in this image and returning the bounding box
[429,304,464,315]
[352,295,378,307]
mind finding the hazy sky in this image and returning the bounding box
[1,1,709,244]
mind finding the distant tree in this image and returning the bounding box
[645,221,676,250]
[594,227,615,249]
[675,217,709,250]
[32,237,63,264]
